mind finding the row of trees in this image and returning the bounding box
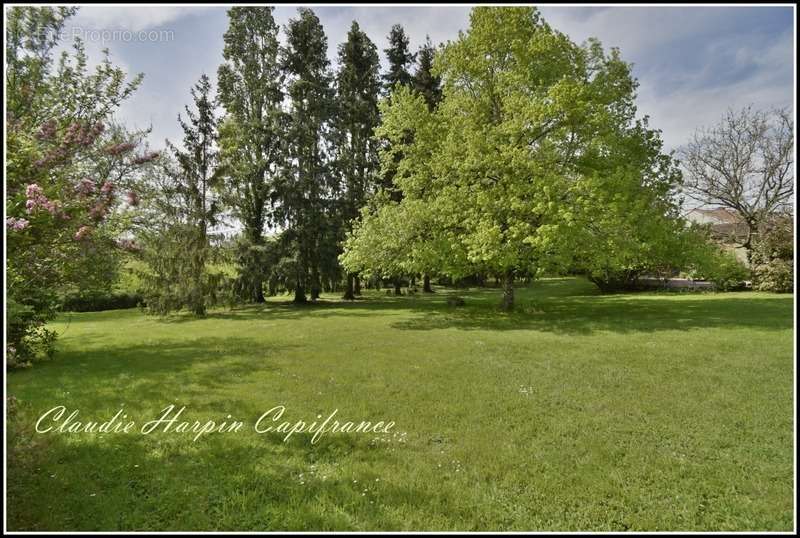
[137,7,444,314]
[138,7,793,316]
[6,7,793,366]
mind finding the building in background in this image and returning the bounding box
[685,207,750,265]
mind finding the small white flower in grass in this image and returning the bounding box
[90,493,96,497]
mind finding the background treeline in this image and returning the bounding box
[6,6,793,367]
[134,7,447,315]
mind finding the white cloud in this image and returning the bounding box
[68,6,213,33]
[49,6,792,155]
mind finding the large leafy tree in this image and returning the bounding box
[5,7,154,366]
[333,21,382,300]
[138,75,222,315]
[560,119,698,291]
[278,8,336,303]
[343,7,684,310]
[216,6,285,303]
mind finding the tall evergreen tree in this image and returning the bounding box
[412,36,442,293]
[382,24,415,93]
[216,6,284,303]
[139,74,221,316]
[279,8,336,303]
[379,24,418,294]
[334,21,382,300]
[380,24,416,201]
[413,36,442,112]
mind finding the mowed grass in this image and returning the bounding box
[6,278,795,531]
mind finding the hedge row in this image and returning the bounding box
[61,292,144,312]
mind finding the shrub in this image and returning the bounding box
[586,268,642,293]
[754,259,794,293]
[692,248,750,291]
[752,218,793,293]
[61,291,143,312]
[6,298,57,368]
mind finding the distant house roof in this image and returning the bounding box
[686,207,743,225]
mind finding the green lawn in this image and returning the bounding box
[6,277,795,531]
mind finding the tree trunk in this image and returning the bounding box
[268,278,277,297]
[342,273,355,300]
[500,269,515,311]
[744,222,758,276]
[293,283,307,304]
[393,278,402,296]
[310,266,321,301]
[423,273,433,293]
[354,275,362,295]
[253,278,265,303]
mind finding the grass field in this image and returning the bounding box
[6,278,795,531]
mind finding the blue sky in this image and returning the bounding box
[58,5,795,152]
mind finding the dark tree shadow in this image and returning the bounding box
[56,278,794,336]
[6,408,435,531]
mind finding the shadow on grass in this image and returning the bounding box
[146,278,792,335]
[389,294,794,334]
[7,336,302,407]
[6,402,432,531]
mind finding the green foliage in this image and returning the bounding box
[333,21,383,298]
[750,218,794,292]
[754,259,793,293]
[382,24,415,92]
[345,7,681,310]
[136,223,226,316]
[278,8,337,302]
[5,6,150,367]
[61,291,143,312]
[217,6,285,303]
[5,298,57,369]
[692,247,750,291]
[412,36,442,111]
[752,217,794,293]
[137,75,222,316]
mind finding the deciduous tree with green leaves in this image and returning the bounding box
[343,7,687,310]
[6,7,153,367]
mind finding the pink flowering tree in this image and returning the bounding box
[5,7,159,367]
